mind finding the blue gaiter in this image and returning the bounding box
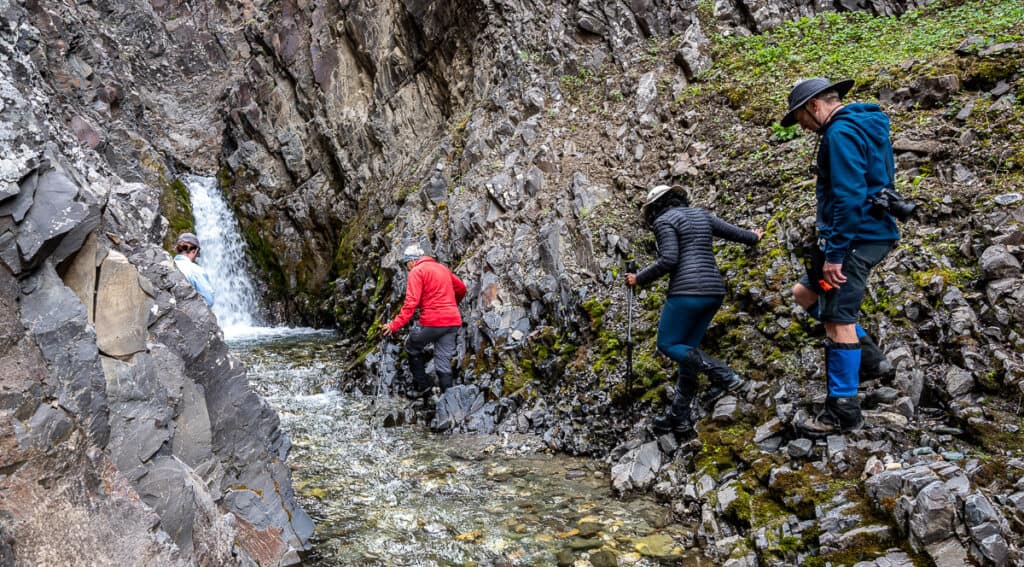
[827,341,862,398]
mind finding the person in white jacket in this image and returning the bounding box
[173,232,215,307]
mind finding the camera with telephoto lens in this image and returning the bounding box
[869,186,917,221]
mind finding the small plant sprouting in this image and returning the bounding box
[770,122,801,142]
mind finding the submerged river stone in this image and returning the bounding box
[632,533,681,558]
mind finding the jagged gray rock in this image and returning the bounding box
[909,481,956,545]
[431,384,486,432]
[19,263,110,446]
[980,245,1022,280]
[0,2,312,561]
[611,441,662,494]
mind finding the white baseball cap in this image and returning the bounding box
[401,244,425,263]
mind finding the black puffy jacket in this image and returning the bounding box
[636,206,758,296]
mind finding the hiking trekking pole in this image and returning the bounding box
[371,304,391,405]
[625,260,637,396]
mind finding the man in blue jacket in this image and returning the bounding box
[781,78,900,436]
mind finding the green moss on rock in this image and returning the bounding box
[159,178,194,252]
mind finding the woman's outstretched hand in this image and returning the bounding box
[753,228,764,240]
[626,273,637,287]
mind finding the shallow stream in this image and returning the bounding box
[232,334,701,566]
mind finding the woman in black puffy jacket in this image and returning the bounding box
[626,185,762,435]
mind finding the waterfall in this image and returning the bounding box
[180,175,329,342]
[182,175,263,331]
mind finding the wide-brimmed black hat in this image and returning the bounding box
[780,78,855,127]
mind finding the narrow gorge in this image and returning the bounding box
[1,0,1023,565]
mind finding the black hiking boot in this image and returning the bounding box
[859,335,894,381]
[685,349,746,404]
[654,369,697,436]
[798,396,864,437]
[652,408,695,436]
[437,371,453,393]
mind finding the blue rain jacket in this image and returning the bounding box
[816,103,900,263]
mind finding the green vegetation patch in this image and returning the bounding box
[965,412,1024,454]
[159,177,195,252]
[704,0,1024,122]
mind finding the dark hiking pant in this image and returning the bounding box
[405,325,459,392]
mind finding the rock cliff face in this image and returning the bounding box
[1,1,310,564]
[4,0,1024,564]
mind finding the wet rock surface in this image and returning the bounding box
[0,4,311,564]
[2,0,1024,563]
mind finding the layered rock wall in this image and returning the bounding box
[1,0,311,564]
[6,0,1023,564]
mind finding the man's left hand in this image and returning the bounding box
[823,262,847,287]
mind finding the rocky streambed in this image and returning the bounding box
[233,334,702,566]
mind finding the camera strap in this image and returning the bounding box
[883,137,897,192]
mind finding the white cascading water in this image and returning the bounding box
[182,175,324,341]
[183,175,262,332]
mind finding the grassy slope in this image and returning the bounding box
[706,0,1024,119]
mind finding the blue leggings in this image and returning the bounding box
[657,295,723,369]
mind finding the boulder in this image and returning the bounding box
[0,170,37,223]
[570,172,610,219]
[892,138,943,155]
[787,438,814,458]
[172,378,216,471]
[95,250,153,357]
[673,22,711,80]
[712,395,739,423]
[421,172,448,205]
[753,417,783,442]
[963,493,1009,565]
[635,72,658,115]
[924,537,969,567]
[980,245,1021,280]
[59,232,103,323]
[524,166,543,197]
[911,75,961,108]
[865,469,904,504]
[12,403,74,451]
[851,550,915,566]
[611,441,662,493]
[134,455,233,561]
[431,384,486,432]
[19,263,109,446]
[522,87,545,112]
[101,354,174,482]
[941,366,974,399]
[15,166,97,268]
[909,481,956,546]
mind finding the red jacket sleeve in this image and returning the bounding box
[451,271,467,303]
[389,269,423,332]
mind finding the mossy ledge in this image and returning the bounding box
[158,177,194,252]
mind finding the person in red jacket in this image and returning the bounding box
[383,244,467,397]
